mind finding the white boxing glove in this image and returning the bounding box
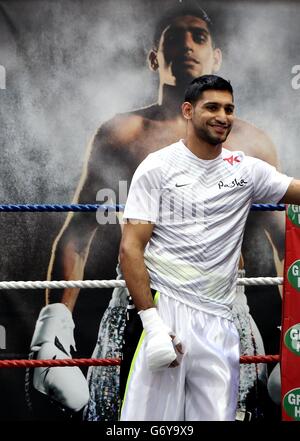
[139,307,177,371]
[30,303,89,412]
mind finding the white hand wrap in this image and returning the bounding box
[139,308,177,371]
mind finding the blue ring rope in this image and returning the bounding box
[0,204,123,212]
[0,203,286,212]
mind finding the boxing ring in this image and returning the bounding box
[0,202,299,421]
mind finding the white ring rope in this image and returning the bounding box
[0,277,283,290]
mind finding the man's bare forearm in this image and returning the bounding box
[48,243,88,311]
[120,246,154,311]
[46,221,97,311]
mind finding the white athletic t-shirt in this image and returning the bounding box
[123,140,292,319]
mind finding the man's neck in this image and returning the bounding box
[183,135,222,160]
[158,83,187,117]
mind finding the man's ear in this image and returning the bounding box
[212,48,222,73]
[148,49,159,71]
[181,102,193,120]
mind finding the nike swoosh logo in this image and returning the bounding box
[54,336,69,356]
[175,183,192,187]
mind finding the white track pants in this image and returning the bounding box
[121,293,240,421]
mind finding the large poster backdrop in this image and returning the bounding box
[0,0,299,421]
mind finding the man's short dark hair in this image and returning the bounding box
[184,75,233,104]
[153,1,214,49]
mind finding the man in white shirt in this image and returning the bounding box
[29,2,283,420]
[119,74,297,421]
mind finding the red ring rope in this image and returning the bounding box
[0,354,279,368]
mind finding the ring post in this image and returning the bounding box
[281,205,300,420]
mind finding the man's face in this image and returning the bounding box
[152,15,222,86]
[186,89,235,145]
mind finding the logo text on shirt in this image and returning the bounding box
[218,178,248,190]
[223,155,241,165]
